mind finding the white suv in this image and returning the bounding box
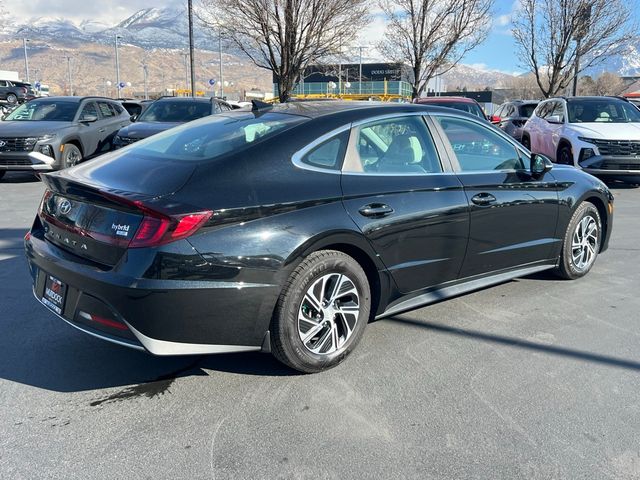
[522,96,640,184]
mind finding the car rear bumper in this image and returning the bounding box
[25,229,279,355]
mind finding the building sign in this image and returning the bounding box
[273,63,408,83]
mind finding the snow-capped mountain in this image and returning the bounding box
[2,7,218,51]
[584,44,640,78]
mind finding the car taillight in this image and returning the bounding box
[129,210,213,248]
[38,190,53,215]
[101,193,213,248]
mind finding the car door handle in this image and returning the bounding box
[98,128,106,133]
[471,193,497,206]
[358,203,394,218]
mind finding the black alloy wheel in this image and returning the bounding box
[555,202,602,280]
[271,250,371,373]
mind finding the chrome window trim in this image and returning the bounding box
[291,124,351,175]
[342,112,447,177]
[430,111,533,174]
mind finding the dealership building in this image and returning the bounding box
[274,63,413,100]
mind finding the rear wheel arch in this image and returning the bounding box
[581,195,608,252]
[284,232,388,317]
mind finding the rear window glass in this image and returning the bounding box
[138,100,212,123]
[519,104,537,118]
[124,112,307,162]
[427,101,485,118]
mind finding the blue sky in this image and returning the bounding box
[462,1,522,74]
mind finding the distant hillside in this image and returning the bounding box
[0,40,271,98]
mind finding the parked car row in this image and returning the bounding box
[0,79,36,104]
[0,95,233,180]
[424,94,640,184]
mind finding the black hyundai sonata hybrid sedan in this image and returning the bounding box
[25,101,614,373]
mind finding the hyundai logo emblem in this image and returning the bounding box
[57,198,72,215]
[0,141,6,148]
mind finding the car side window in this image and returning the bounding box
[212,102,222,114]
[300,130,349,170]
[535,101,552,119]
[550,101,565,122]
[494,105,505,118]
[344,116,442,175]
[78,102,98,121]
[111,102,124,115]
[0,80,7,87]
[97,102,115,118]
[435,116,525,172]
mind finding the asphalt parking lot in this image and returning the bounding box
[1,171,639,479]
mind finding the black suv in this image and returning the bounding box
[0,79,30,104]
[114,96,232,147]
[0,96,130,180]
[490,100,539,142]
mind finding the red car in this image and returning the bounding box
[414,96,488,122]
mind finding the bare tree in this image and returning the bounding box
[513,0,637,98]
[505,73,544,99]
[378,0,492,99]
[594,72,626,96]
[198,0,370,102]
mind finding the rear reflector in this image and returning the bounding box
[79,311,129,331]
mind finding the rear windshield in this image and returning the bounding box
[519,104,537,118]
[568,99,640,123]
[122,112,307,161]
[428,101,485,118]
[138,100,212,123]
[4,100,78,121]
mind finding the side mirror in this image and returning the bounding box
[531,153,553,177]
[130,114,138,122]
[546,115,563,124]
[81,115,98,123]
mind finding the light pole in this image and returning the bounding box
[187,0,196,97]
[115,34,122,98]
[23,38,30,83]
[572,4,592,97]
[358,46,367,95]
[66,56,73,96]
[143,64,149,100]
[181,53,189,94]
[218,31,224,98]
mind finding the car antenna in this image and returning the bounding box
[251,100,273,111]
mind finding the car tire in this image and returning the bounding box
[558,144,573,165]
[554,202,602,280]
[6,93,18,104]
[521,135,531,150]
[271,250,371,373]
[62,144,83,169]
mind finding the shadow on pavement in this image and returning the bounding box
[384,314,640,372]
[0,172,41,184]
[0,228,296,394]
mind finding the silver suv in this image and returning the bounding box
[0,96,130,180]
